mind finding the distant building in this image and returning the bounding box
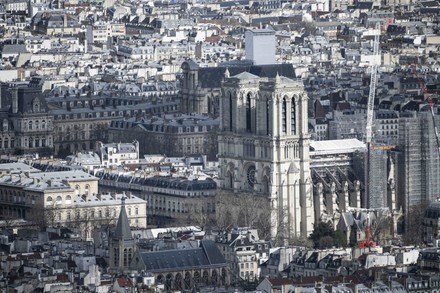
[108,114,219,160]
[0,83,54,156]
[0,167,147,239]
[215,228,270,284]
[245,29,276,66]
[97,174,217,227]
[47,92,178,156]
[130,240,229,291]
[86,22,125,46]
[98,141,140,168]
[423,201,440,244]
[31,12,80,35]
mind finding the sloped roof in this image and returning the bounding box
[232,71,260,80]
[139,240,226,272]
[310,139,366,155]
[2,44,27,54]
[113,199,133,241]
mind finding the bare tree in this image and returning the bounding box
[215,195,235,230]
[402,202,429,245]
[370,212,392,245]
[185,197,215,228]
[0,215,19,231]
[31,206,61,230]
[215,191,290,244]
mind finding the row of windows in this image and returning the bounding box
[0,138,15,149]
[24,119,51,131]
[147,197,215,213]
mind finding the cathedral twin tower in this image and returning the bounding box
[217,70,314,240]
[180,58,314,240]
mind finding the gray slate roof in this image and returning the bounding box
[139,240,226,273]
[113,199,133,241]
[2,44,28,54]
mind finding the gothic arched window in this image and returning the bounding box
[246,93,251,132]
[229,93,233,132]
[282,97,287,134]
[266,99,270,135]
[291,97,296,135]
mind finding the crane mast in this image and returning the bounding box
[366,22,380,145]
[365,22,380,209]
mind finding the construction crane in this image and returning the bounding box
[365,22,381,145]
[365,22,381,209]
[346,207,389,248]
[412,67,440,156]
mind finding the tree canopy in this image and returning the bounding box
[309,221,347,249]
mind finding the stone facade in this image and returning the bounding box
[218,72,314,239]
[0,83,54,156]
[0,167,147,239]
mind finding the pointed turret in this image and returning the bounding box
[224,68,230,78]
[113,196,133,241]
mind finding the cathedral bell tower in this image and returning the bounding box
[218,72,314,240]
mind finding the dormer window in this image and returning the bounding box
[2,119,8,131]
[33,98,41,113]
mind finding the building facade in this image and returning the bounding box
[218,72,314,240]
[0,83,54,156]
[0,166,147,239]
[97,174,217,227]
[98,141,140,167]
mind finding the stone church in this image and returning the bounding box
[217,70,314,240]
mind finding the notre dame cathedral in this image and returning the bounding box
[217,70,314,240]
[180,50,315,240]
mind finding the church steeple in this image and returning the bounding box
[113,196,133,241]
[109,195,136,272]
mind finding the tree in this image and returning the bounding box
[214,191,288,244]
[185,197,215,228]
[402,202,429,245]
[370,212,392,245]
[309,221,347,249]
[289,236,314,248]
[0,215,19,232]
[309,221,334,248]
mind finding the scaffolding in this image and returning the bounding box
[397,112,440,231]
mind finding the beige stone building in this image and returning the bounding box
[0,166,147,239]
